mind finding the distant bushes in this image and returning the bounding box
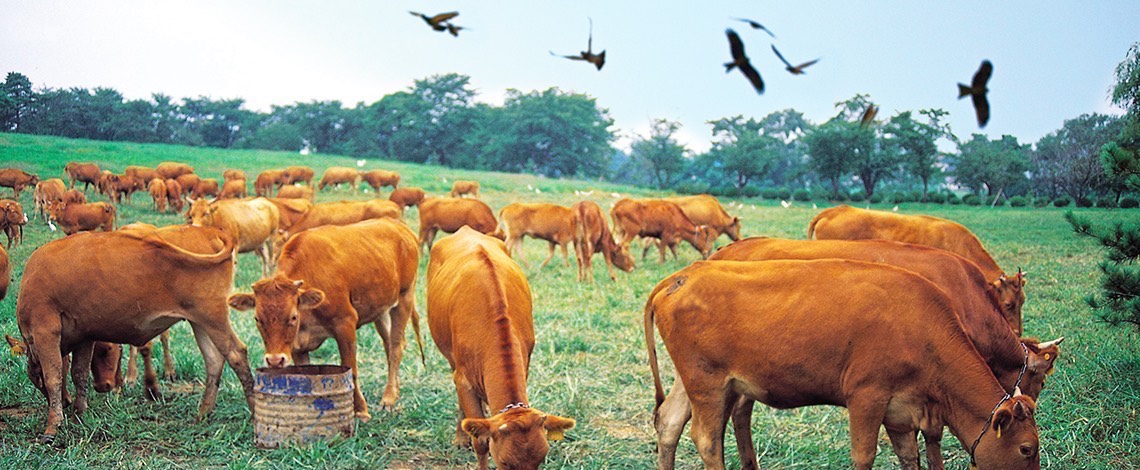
[926,192,947,204]
[849,191,866,202]
[869,193,884,204]
[1122,196,1139,208]
[1053,196,1073,207]
[1076,197,1094,208]
[963,194,982,206]
[792,189,812,201]
[1009,196,1029,207]
[1096,196,1117,208]
[947,193,962,205]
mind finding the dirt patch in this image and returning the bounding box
[0,405,36,418]
[592,416,647,440]
[387,453,457,469]
[163,382,202,394]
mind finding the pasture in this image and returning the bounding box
[0,133,1137,468]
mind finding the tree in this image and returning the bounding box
[951,134,1030,201]
[0,72,34,131]
[628,119,688,189]
[1032,114,1124,201]
[707,116,780,192]
[180,97,256,148]
[757,109,813,188]
[803,120,855,199]
[884,109,949,200]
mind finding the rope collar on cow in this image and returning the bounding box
[968,343,1029,467]
[499,402,529,415]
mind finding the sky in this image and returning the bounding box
[1,1,1137,154]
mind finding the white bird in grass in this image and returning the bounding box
[611,192,621,198]
[892,205,899,212]
[780,200,791,209]
[356,159,366,167]
[812,203,818,209]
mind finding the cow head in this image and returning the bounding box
[90,342,122,393]
[973,391,1039,470]
[184,198,217,226]
[1018,337,1064,399]
[990,270,1028,335]
[228,276,325,368]
[726,216,742,241]
[611,242,635,272]
[461,407,575,470]
[693,225,717,259]
[43,200,66,222]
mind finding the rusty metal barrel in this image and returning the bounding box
[253,365,355,448]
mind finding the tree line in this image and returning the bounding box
[0,70,1129,205]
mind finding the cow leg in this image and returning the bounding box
[139,340,161,401]
[379,299,411,411]
[125,345,139,384]
[160,330,176,381]
[60,353,72,407]
[688,387,732,470]
[846,394,890,470]
[292,350,311,365]
[540,241,557,269]
[69,341,94,416]
[189,323,225,420]
[657,237,670,264]
[655,380,694,470]
[560,241,571,268]
[921,427,946,470]
[333,323,369,422]
[258,243,272,277]
[885,427,921,470]
[190,318,256,420]
[453,374,490,469]
[731,397,760,470]
[36,332,67,439]
[510,237,530,268]
[641,238,654,260]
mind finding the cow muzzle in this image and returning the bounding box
[93,380,115,393]
[264,354,289,369]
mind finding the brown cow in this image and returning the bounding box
[34,178,67,221]
[646,259,1041,469]
[149,179,168,212]
[389,187,426,213]
[192,178,220,199]
[0,168,39,198]
[665,195,741,242]
[0,200,26,248]
[570,200,634,282]
[265,198,313,230]
[176,173,201,196]
[495,202,575,269]
[317,167,361,192]
[63,188,87,205]
[12,226,254,440]
[164,179,184,213]
[449,180,480,198]
[222,169,247,183]
[418,197,498,250]
[255,169,286,197]
[45,200,116,235]
[362,169,400,194]
[124,165,160,186]
[0,240,8,300]
[653,237,1063,470]
[156,161,194,180]
[283,166,315,186]
[64,163,102,192]
[108,174,143,205]
[96,171,115,199]
[611,198,715,262]
[229,218,421,421]
[276,185,313,202]
[219,179,246,199]
[426,227,575,469]
[271,200,401,256]
[185,197,280,276]
[808,204,1027,326]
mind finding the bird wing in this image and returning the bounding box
[795,58,821,70]
[732,17,776,38]
[586,18,595,53]
[428,11,460,24]
[551,51,586,61]
[771,45,793,69]
[860,104,879,129]
[973,60,993,89]
[727,29,746,63]
[972,94,990,128]
[738,60,765,95]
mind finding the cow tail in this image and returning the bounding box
[107,204,117,231]
[806,213,821,239]
[121,230,236,265]
[411,307,426,367]
[645,297,666,417]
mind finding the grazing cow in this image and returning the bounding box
[664,195,741,242]
[276,185,313,202]
[265,198,313,230]
[34,178,67,221]
[362,169,400,194]
[146,179,167,212]
[0,200,25,248]
[808,204,1027,324]
[0,168,39,198]
[45,201,116,235]
[653,237,1063,470]
[222,169,247,183]
[389,187,426,213]
[63,189,87,205]
[495,202,575,268]
[271,200,401,256]
[164,179,184,213]
[64,163,102,192]
[219,179,246,199]
[317,167,361,192]
[645,259,1041,470]
[610,198,715,262]
[449,180,480,198]
[283,166,315,186]
[417,197,498,249]
[155,161,194,179]
[426,227,576,469]
[570,200,634,282]
[96,171,115,199]
[176,173,201,195]
[109,174,144,205]
[124,165,160,186]
[255,169,286,197]
[12,226,255,440]
[192,178,220,199]
[185,197,280,276]
[229,218,422,421]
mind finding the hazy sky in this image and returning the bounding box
[2,1,1136,153]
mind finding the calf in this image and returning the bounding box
[148,179,168,212]
[164,179,184,213]
[13,226,254,440]
[418,197,498,250]
[46,201,116,235]
[664,194,741,242]
[124,165,160,186]
[449,180,480,198]
[426,227,575,469]
[265,198,313,230]
[0,168,39,198]
[317,167,360,192]
[109,174,143,205]
[271,200,400,256]
[34,178,67,221]
[646,259,1041,469]
[192,178,220,199]
[610,198,715,262]
[63,189,87,205]
[570,200,634,282]
[185,197,280,276]
[496,202,575,269]
[283,165,315,186]
[389,187,426,213]
[362,169,400,194]
[0,200,27,248]
[222,169,247,183]
[255,169,286,197]
[276,185,313,201]
[156,161,194,179]
[219,179,247,199]
[229,218,422,421]
[65,162,101,192]
[176,173,201,196]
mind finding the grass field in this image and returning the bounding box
[0,133,1138,469]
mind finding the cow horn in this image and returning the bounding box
[1013,386,1023,397]
[1037,337,1065,349]
[292,280,304,287]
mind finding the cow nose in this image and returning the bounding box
[264,354,288,368]
[93,381,114,393]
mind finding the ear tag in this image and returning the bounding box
[996,427,1002,439]
[1043,353,1050,361]
[547,429,566,441]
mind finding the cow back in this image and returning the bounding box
[420,198,497,234]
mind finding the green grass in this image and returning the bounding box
[1,133,1138,468]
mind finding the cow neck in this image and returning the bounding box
[932,337,1012,454]
[962,269,1027,392]
[474,248,529,413]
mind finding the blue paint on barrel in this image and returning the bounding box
[253,365,355,448]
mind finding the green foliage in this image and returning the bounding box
[740,186,760,198]
[963,194,982,206]
[1122,196,1139,208]
[630,119,688,189]
[1032,197,1050,208]
[868,193,883,203]
[1032,113,1124,200]
[1009,195,1029,207]
[706,116,782,189]
[1097,196,1118,208]
[675,181,709,195]
[884,109,951,198]
[760,187,779,199]
[849,191,865,202]
[792,189,811,201]
[952,134,1031,197]
[947,193,962,205]
[926,192,947,204]
[1054,196,1073,207]
[1076,196,1095,208]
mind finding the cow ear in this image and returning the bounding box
[6,335,27,356]
[992,408,1013,439]
[297,289,325,310]
[542,414,575,442]
[461,418,492,440]
[228,293,256,312]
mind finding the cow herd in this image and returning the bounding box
[0,160,1060,469]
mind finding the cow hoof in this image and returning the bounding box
[145,389,162,402]
[453,437,472,449]
[36,434,56,445]
[164,371,177,381]
[379,401,398,413]
[355,411,372,423]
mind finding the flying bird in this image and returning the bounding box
[724,29,764,95]
[731,17,776,38]
[859,103,879,130]
[771,45,819,75]
[958,60,993,128]
[409,11,458,31]
[445,23,467,37]
[551,18,605,70]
